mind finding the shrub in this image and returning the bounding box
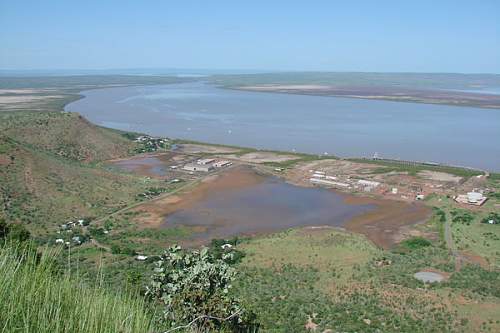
[146,245,255,331]
[0,218,8,239]
[398,237,432,251]
[0,219,31,242]
[451,210,475,225]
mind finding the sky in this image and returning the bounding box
[1,0,499,73]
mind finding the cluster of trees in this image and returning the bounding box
[0,217,30,243]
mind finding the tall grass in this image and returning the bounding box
[0,244,161,333]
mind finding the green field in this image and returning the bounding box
[235,227,500,332]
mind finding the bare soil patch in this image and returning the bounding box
[344,196,432,249]
[418,170,462,183]
[175,143,240,154]
[227,151,299,164]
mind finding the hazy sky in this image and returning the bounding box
[1,0,499,73]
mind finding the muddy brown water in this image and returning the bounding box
[128,166,431,248]
[109,154,174,177]
[163,168,376,242]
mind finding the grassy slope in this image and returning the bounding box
[0,244,162,333]
[0,111,134,162]
[0,134,158,237]
[235,228,500,332]
[0,110,172,240]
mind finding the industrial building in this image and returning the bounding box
[183,163,214,172]
[197,158,216,165]
[310,178,350,188]
[454,191,488,206]
[213,160,232,168]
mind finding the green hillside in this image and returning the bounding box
[0,112,166,239]
[0,111,134,162]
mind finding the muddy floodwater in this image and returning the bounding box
[160,167,373,243]
[108,154,174,177]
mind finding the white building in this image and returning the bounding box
[197,158,216,165]
[467,192,484,204]
[213,160,232,168]
[358,180,380,187]
[310,178,350,188]
[183,163,214,172]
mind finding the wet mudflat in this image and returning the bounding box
[344,196,432,249]
[156,167,429,246]
[108,153,176,178]
[128,166,432,247]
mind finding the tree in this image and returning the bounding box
[0,219,30,243]
[6,223,31,242]
[146,245,255,331]
[0,218,8,239]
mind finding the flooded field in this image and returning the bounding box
[108,153,191,178]
[133,166,432,246]
[163,171,374,242]
[111,156,168,177]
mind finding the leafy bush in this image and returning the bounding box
[0,218,8,239]
[209,237,246,264]
[433,207,446,223]
[481,212,500,224]
[0,219,31,242]
[146,245,255,331]
[110,243,136,256]
[451,210,475,225]
[397,237,432,252]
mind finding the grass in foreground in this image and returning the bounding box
[0,244,162,333]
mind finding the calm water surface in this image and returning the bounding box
[163,177,375,241]
[66,82,500,171]
[110,156,167,176]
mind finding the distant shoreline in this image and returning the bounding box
[225,84,500,110]
[63,83,496,174]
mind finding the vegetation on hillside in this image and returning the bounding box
[0,111,134,162]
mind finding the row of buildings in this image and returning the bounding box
[182,158,233,172]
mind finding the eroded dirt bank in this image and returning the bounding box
[343,196,432,249]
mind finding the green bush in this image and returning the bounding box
[451,210,475,225]
[146,245,255,331]
[398,237,432,252]
[0,219,31,242]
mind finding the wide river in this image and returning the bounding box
[66,82,500,171]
